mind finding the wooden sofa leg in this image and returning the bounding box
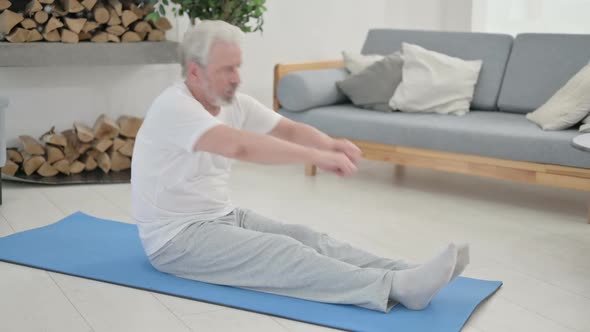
[305,165,317,176]
[394,165,406,178]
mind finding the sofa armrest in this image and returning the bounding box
[273,60,347,111]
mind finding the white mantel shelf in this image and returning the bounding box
[0,41,180,67]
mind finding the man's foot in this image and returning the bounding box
[394,261,421,270]
[389,243,457,310]
[451,243,470,281]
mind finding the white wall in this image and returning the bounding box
[1,0,453,146]
[173,0,393,112]
[472,0,590,35]
[384,0,442,30]
[0,65,179,147]
[383,0,471,32]
[174,0,471,106]
[441,0,472,32]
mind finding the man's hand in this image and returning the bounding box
[332,139,362,164]
[312,150,358,177]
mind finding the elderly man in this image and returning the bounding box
[131,20,468,312]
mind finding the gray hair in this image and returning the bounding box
[179,20,245,77]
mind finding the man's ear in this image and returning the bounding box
[187,61,202,79]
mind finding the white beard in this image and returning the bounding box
[203,78,236,107]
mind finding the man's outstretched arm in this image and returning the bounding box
[195,125,357,176]
[269,118,362,163]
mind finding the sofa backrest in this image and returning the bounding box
[361,29,513,111]
[497,33,590,114]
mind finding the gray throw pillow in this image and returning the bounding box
[337,54,403,112]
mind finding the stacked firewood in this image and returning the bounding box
[0,0,171,43]
[2,114,143,177]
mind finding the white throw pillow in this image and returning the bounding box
[580,114,590,133]
[526,62,590,130]
[342,51,384,75]
[389,43,483,116]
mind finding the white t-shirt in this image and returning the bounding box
[131,81,282,256]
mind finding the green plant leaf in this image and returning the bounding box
[168,0,267,32]
[146,12,160,22]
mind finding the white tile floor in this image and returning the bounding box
[0,160,589,332]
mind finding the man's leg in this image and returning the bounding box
[149,213,396,312]
[234,208,418,270]
[235,209,470,281]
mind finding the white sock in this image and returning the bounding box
[395,260,421,270]
[402,244,469,277]
[451,243,470,281]
[389,243,457,310]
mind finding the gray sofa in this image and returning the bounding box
[274,29,590,222]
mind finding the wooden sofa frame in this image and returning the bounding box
[273,60,590,224]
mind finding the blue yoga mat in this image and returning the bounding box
[0,212,501,332]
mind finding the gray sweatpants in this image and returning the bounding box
[148,208,411,312]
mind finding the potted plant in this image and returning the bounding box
[146,0,267,32]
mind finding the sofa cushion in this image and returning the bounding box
[279,106,590,169]
[498,33,590,114]
[336,54,403,112]
[361,29,513,111]
[277,68,349,112]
